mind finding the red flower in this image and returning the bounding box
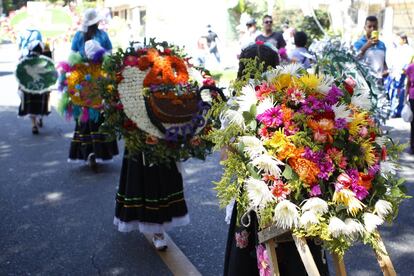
[163,48,172,55]
[123,119,137,131]
[124,55,139,66]
[381,146,387,161]
[203,77,216,86]
[115,103,124,110]
[145,135,159,145]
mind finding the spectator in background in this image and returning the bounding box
[288,31,312,69]
[255,15,286,50]
[404,58,414,153]
[206,24,221,64]
[388,33,413,117]
[354,16,388,82]
[239,18,261,51]
[282,20,296,52]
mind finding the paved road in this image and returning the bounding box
[1,42,413,275]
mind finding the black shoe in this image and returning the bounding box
[32,126,39,135]
[38,118,43,128]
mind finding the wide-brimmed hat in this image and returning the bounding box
[82,9,103,31]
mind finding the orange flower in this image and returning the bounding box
[145,135,159,145]
[288,157,320,186]
[190,136,202,146]
[307,119,335,143]
[276,143,301,160]
[281,104,293,123]
[358,172,373,190]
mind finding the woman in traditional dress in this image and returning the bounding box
[67,8,118,169]
[223,43,330,275]
[18,40,51,134]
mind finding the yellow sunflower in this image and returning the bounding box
[272,74,296,91]
[359,139,377,166]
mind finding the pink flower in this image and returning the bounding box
[124,55,139,66]
[310,184,322,196]
[235,230,249,249]
[256,107,283,127]
[359,126,368,137]
[256,244,271,276]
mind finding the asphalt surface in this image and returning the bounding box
[1,42,414,275]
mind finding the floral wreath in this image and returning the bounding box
[207,62,408,258]
[57,51,106,122]
[100,39,225,165]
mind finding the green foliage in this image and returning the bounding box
[296,10,330,45]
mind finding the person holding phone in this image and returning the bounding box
[354,16,388,81]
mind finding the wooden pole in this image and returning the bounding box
[374,231,396,276]
[265,239,280,276]
[332,253,347,276]
[292,235,321,276]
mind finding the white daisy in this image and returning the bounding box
[239,136,266,159]
[251,154,284,177]
[245,178,274,209]
[280,63,302,76]
[301,197,329,215]
[380,161,397,175]
[256,97,274,115]
[328,216,347,238]
[236,84,257,112]
[347,197,366,217]
[351,93,372,110]
[362,212,384,232]
[220,110,245,129]
[344,218,365,238]
[332,103,352,122]
[299,211,319,229]
[317,74,335,94]
[273,200,299,229]
[374,200,393,219]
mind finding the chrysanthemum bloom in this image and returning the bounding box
[273,200,299,229]
[251,154,283,177]
[374,200,393,219]
[344,218,365,238]
[299,74,321,91]
[239,136,266,159]
[236,84,258,112]
[299,211,319,229]
[328,216,347,238]
[272,73,296,91]
[301,197,329,215]
[288,157,320,186]
[256,106,284,128]
[362,212,384,232]
[245,178,274,209]
[346,196,365,217]
[256,97,274,115]
[221,110,245,129]
[256,83,275,100]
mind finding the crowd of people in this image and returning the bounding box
[14,8,414,275]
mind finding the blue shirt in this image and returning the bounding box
[354,35,386,52]
[354,36,387,78]
[71,30,112,58]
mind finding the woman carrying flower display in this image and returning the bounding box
[17,39,56,135]
[60,8,118,169]
[209,40,408,274]
[99,40,219,250]
[218,43,329,276]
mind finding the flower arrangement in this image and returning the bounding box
[208,62,409,257]
[99,39,225,165]
[57,52,106,122]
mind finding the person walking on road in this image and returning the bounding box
[67,8,118,170]
[17,40,52,135]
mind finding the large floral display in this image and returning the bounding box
[57,52,107,122]
[99,40,224,165]
[208,62,408,257]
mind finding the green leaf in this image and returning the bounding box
[250,104,257,116]
[282,165,293,180]
[248,120,257,130]
[242,111,254,122]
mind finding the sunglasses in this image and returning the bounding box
[264,20,273,24]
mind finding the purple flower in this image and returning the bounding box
[303,147,334,180]
[256,107,283,127]
[325,85,343,105]
[310,185,322,196]
[256,244,271,276]
[335,118,348,129]
[352,184,369,200]
[368,163,380,176]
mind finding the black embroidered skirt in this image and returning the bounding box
[68,119,119,162]
[18,91,51,116]
[114,149,189,233]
